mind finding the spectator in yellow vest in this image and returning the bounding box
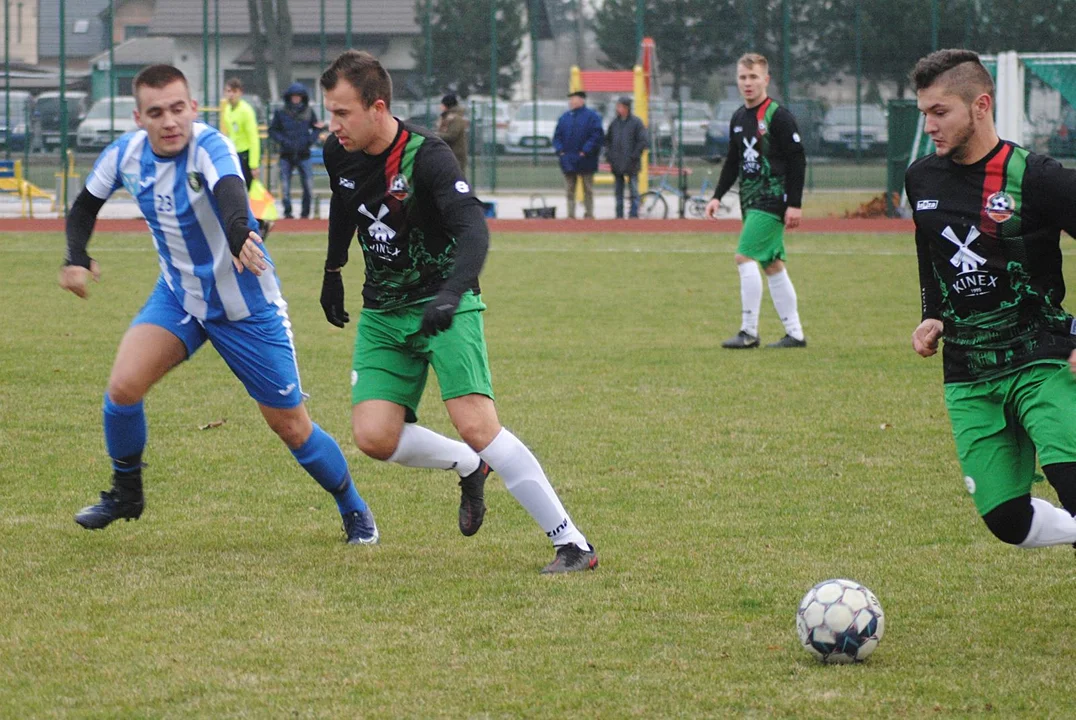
[220,77,260,188]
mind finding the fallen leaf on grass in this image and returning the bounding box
[879,423,893,430]
[199,419,227,430]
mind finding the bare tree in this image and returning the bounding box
[260,0,294,97]
[246,0,270,101]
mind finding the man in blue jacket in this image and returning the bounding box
[553,91,604,219]
[269,83,323,219]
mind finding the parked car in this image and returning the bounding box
[656,100,712,155]
[821,103,888,156]
[785,98,826,155]
[404,110,440,132]
[0,91,34,151]
[34,91,89,151]
[504,100,563,154]
[77,97,139,150]
[704,99,742,159]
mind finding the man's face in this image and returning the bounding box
[737,64,769,105]
[224,86,240,107]
[616,103,629,118]
[917,83,981,160]
[569,95,584,111]
[289,94,303,105]
[324,79,384,153]
[135,79,197,157]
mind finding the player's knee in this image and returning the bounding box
[981,495,1034,545]
[453,416,499,452]
[353,426,397,461]
[106,377,147,406]
[266,413,312,450]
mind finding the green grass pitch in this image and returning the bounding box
[2,230,1075,716]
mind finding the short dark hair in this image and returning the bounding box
[320,50,392,110]
[133,65,190,107]
[912,49,994,105]
[225,77,243,91]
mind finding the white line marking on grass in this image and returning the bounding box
[6,245,1076,258]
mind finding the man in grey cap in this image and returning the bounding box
[604,96,649,218]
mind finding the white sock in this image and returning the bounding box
[386,424,481,477]
[479,428,588,550]
[738,262,763,336]
[1018,498,1076,548]
[767,268,804,340]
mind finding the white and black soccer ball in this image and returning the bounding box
[796,579,885,664]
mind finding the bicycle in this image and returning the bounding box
[638,170,732,219]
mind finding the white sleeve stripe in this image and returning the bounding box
[84,145,120,199]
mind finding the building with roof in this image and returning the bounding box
[147,0,420,107]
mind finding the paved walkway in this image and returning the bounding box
[0,188,740,221]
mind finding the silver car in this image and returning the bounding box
[77,97,139,151]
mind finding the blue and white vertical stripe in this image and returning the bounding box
[84,122,281,321]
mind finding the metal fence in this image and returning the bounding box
[5,0,1076,218]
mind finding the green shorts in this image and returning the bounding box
[736,210,786,267]
[351,291,494,422]
[945,361,1076,515]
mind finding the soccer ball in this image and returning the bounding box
[796,579,885,664]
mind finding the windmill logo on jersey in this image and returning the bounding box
[943,225,996,297]
[984,191,1014,223]
[742,137,761,175]
[388,173,411,201]
[358,202,400,260]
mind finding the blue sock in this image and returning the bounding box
[291,424,367,515]
[103,393,146,478]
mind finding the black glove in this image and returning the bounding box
[420,289,462,337]
[320,270,350,328]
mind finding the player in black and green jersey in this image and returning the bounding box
[705,53,807,349]
[317,51,596,573]
[907,49,1076,550]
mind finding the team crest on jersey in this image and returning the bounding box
[187,172,203,192]
[758,120,768,136]
[121,173,139,195]
[985,191,1014,223]
[388,173,410,201]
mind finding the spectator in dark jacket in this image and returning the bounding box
[269,82,323,219]
[436,93,468,176]
[604,96,650,218]
[552,91,604,219]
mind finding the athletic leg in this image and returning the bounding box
[444,394,592,561]
[76,311,196,530]
[207,301,375,542]
[763,258,806,344]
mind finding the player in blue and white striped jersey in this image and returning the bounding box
[59,64,378,544]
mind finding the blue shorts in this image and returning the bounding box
[131,279,305,409]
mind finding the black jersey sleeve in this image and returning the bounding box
[1031,154,1076,239]
[212,175,257,257]
[64,188,107,268]
[915,226,943,321]
[323,138,357,270]
[414,139,488,295]
[772,108,806,208]
[713,112,741,201]
[906,167,942,321]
